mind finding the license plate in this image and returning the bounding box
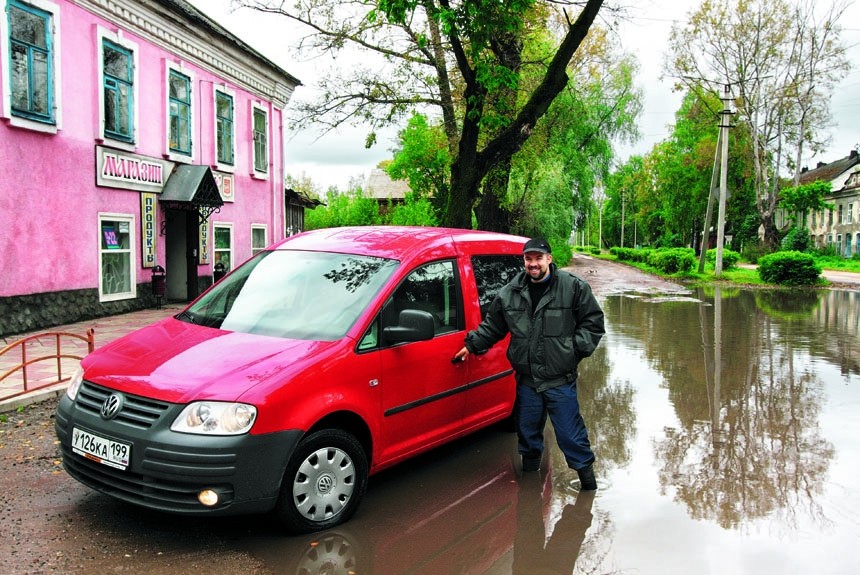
[71,427,131,470]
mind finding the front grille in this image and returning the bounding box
[75,381,170,429]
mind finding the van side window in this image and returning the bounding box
[359,260,461,350]
[472,255,522,318]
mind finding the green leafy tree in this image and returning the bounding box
[387,113,450,217]
[778,180,833,226]
[305,187,381,229]
[509,25,641,242]
[667,0,851,249]
[240,0,607,230]
[386,193,439,226]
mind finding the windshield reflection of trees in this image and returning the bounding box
[185,251,397,340]
[323,257,391,293]
[605,288,835,530]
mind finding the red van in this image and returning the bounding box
[55,226,525,533]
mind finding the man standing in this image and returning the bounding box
[454,237,605,489]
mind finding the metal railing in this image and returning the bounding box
[0,329,95,400]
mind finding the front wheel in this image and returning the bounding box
[275,429,368,534]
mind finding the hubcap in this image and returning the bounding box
[293,446,355,522]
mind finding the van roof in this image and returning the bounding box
[273,226,527,260]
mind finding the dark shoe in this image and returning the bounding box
[577,463,597,490]
[522,455,541,472]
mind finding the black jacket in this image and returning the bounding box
[464,264,605,391]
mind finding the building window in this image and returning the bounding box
[847,202,854,224]
[215,90,234,166]
[99,214,136,301]
[838,204,844,225]
[6,0,56,124]
[168,69,192,155]
[102,38,134,142]
[252,104,268,174]
[214,224,233,274]
[251,225,267,256]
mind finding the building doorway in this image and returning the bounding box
[164,209,199,302]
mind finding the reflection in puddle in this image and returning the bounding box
[232,287,859,574]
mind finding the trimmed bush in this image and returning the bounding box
[705,248,741,269]
[646,248,696,274]
[781,227,812,252]
[610,247,652,263]
[757,251,821,286]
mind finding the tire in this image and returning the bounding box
[275,429,368,534]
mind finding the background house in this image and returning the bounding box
[800,150,860,256]
[365,168,410,214]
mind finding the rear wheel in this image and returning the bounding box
[275,429,368,534]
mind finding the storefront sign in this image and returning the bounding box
[141,193,158,268]
[96,146,172,193]
[199,219,210,265]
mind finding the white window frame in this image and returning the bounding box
[213,84,236,173]
[98,212,136,302]
[251,101,269,178]
[97,27,138,150]
[163,60,196,163]
[213,222,234,274]
[251,224,268,257]
[1,0,62,133]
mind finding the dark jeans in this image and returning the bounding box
[516,379,594,470]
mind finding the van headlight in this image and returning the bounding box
[65,365,85,400]
[171,402,257,435]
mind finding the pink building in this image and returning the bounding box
[0,0,301,336]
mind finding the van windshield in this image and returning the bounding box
[178,250,399,340]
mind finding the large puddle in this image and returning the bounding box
[220,286,859,574]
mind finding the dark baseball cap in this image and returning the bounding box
[522,237,551,254]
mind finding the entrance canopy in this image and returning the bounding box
[160,165,224,222]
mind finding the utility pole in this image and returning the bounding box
[698,128,722,273]
[714,84,734,277]
[620,190,626,249]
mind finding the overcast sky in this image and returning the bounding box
[187,0,860,191]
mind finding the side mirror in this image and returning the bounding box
[383,309,435,343]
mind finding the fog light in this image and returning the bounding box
[198,489,219,507]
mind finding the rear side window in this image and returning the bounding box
[472,255,522,318]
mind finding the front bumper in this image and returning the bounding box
[54,381,302,516]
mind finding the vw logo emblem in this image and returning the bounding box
[317,474,335,494]
[101,393,124,420]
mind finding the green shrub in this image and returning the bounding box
[646,248,696,274]
[590,247,601,256]
[705,248,741,269]
[757,251,821,285]
[609,246,636,261]
[550,239,573,267]
[781,227,812,252]
[610,247,652,263]
[741,242,769,264]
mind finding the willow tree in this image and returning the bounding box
[238,0,605,230]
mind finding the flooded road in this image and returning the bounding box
[3,277,859,574]
[233,286,860,574]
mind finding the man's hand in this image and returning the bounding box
[452,346,470,364]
